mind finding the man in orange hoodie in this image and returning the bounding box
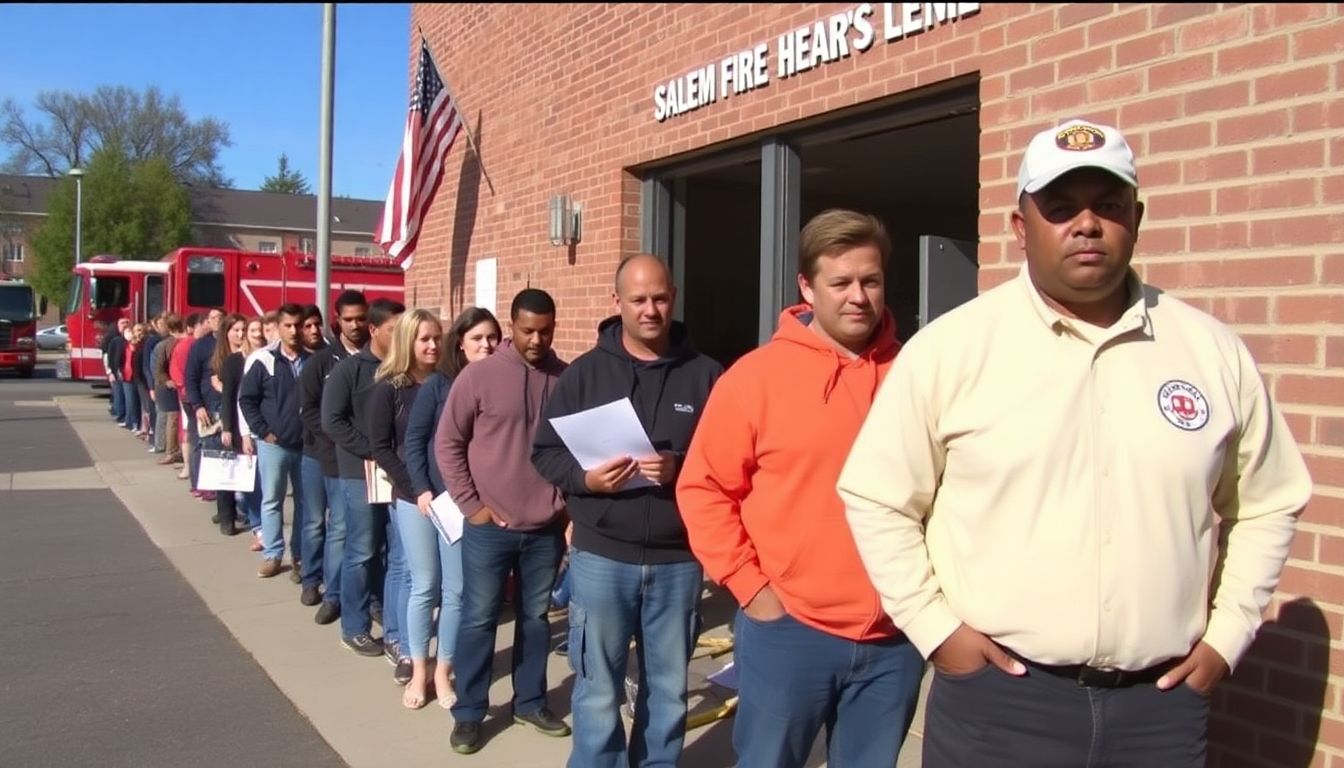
[677,208,923,768]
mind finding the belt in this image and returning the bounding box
[1008,650,1177,689]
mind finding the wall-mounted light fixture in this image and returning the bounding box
[549,193,582,247]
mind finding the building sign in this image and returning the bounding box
[652,2,981,123]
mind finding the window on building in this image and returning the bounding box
[301,238,314,253]
[2,243,22,262]
[258,241,278,254]
[354,247,372,257]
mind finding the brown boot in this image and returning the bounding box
[257,558,282,578]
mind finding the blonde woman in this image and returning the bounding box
[366,309,445,707]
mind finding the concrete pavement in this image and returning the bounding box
[41,379,930,767]
[0,374,342,768]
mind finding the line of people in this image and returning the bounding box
[99,116,1311,768]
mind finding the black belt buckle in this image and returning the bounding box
[1076,666,1126,688]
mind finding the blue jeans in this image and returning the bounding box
[733,611,924,768]
[257,442,304,562]
[237,487,262,531]
[339,477,385,639]
[321,474,347,605]
[110,376,125,420]
[121,381,139,430]
[567,550,703,768]
[393,499,463,661]
[452,518,565,723]
[299,456,327,589]
[384,504,409,652]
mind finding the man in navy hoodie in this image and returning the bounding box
[240,303,311,579]
[533,254,722,768]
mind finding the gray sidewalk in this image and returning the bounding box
[0,388,340,768]
[56,391,928,767]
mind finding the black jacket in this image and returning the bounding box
[106,334,127,381]
[367,379,422,503]
[532,317,722,564]
[239,346,310,451]
[299,343,354,475]
[218,352,246,446]
[320,347,384,479]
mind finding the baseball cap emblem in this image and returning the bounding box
[1056,124,1106,152]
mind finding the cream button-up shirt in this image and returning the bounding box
[839,265,1312,671]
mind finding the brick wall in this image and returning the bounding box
[411,4,1342,763]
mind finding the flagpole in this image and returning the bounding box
[419,26,496,196]
[316,3,336,307]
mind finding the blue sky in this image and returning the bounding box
[1,3,411,201]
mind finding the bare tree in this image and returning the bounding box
[1,85,233,187]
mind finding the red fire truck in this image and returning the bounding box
[60,247,405,382]
[0,277,43,377]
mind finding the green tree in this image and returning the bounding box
[260,153,311,195]
[29,147,192,305]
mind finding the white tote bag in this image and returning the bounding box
[198,449,258,493]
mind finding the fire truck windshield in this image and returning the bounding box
[91,276,130,309]
[0,283,36,321]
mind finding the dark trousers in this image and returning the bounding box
[187,412,201,490]
[451,518,565,723]
[923,662,1208,768]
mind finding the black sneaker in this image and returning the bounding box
[299,585,322,607]
[314,601,340,625]
[450,721,483,755]
[341,633,383,657]
[513,707,571,737]
[394,656,413,686]
[384,640,401,667]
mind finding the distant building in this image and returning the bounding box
[0,173,384,287]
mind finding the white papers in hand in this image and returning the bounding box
[548,397,658,490]
[429,492,465,545]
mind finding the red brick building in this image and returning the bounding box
[408,4,1342,764]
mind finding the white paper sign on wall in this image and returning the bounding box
[475,257,497,315]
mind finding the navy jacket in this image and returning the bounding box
[404,371,452,498]
[238,345,310,450]
[320,347,383,479]
[184,334,220,413]
[141,333,161,389]
[532,317,722,565]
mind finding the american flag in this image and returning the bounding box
[376,40,462,270]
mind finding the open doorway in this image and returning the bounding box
[644,85,980,367]
[679,160,762,366]
[799,111,979,342]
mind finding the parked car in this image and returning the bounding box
[36,324,68,351]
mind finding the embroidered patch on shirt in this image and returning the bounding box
[674,403,695,414]
[1157,379,1210,431]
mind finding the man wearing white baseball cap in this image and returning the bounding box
[838,117,1311,765]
